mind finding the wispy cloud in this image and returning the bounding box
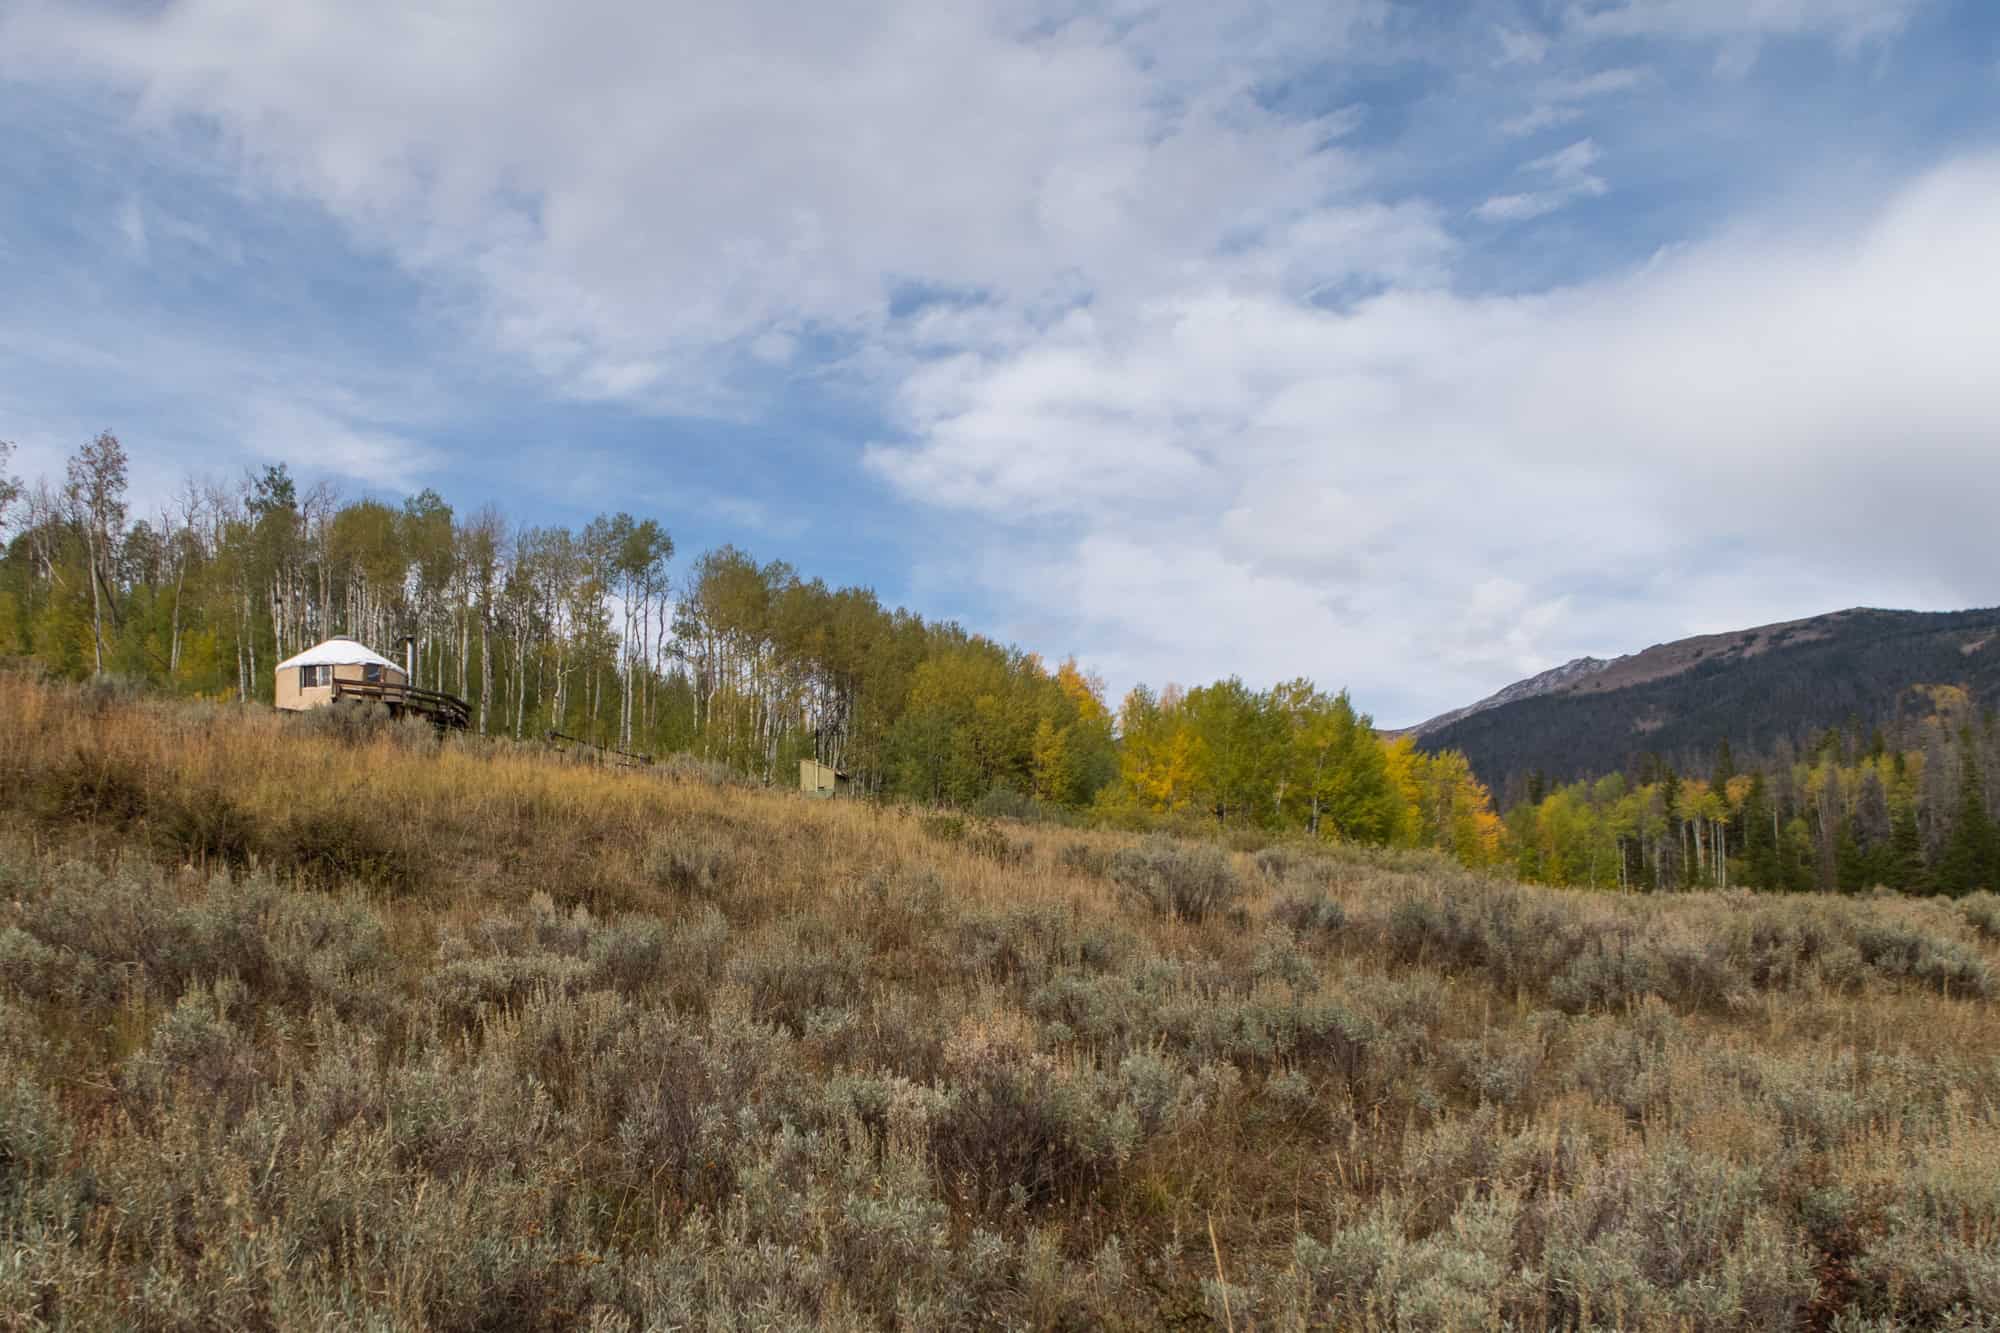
[1475,137,1607,223]
[1547,67,1650,99]
[1501,66,1649,137]
[1493,26,1551,66]
[1471,192,1567,222]
[1564,0,1925,51]
[1500,104,1584,137]
[1529,138,1605,186]
[241,398,439,493]
[116,196,147,260]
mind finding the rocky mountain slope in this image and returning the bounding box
[1412,606,2000,794]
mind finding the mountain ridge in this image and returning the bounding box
[1408,605,2000,797]
[1391,654,1612,739]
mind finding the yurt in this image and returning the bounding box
[273,637,408,713]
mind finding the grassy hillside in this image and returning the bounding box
[1421,607,2000,793]
[2,673,1999,1329]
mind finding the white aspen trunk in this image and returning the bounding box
[242,588,258,700]
[639,592,651,741]
[169,562,185,677]
[620,595,632,749]
[645,591,659,739]
[514,625,528,740]
[535,612,548,724]
[479,614,492,735]
[553,640,567,732]
[237,587,251,702]
[85,525,105,675]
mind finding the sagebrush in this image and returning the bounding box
[0,672,1996,1330]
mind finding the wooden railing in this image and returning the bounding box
[331,678,471,729]
[545,730,653,767]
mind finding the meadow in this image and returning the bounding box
[1,669,1997,1330]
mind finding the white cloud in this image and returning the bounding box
[1529,138,1604,186]
[0,259,452,513]
[1500,66,1647,138]
[0,0,1381,412]
[870,156,2000,722]
[1472,192,1566,222]
[1494,27,1552,66]
[1500,104,1585,137]
[242,398,438,493]
[1565,0,1924,50]
[1474,138,1608,223]
[117,196,148,259]
[1545,67,1651,99]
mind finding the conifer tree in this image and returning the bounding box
[1711,738,1735,789]
[1936,733,1998,896]
[1739,775,1778,889]
[1888,800,1927,893]
[1834,818,1865,893]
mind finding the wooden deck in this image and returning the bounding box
[331,678,472,729]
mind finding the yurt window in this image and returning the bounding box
[364,663,383,684]
[301,665,330,688]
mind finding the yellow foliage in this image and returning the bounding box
[1122,723,1203,814]
[1055,657,1110,725]
[1031,717,1068,804]
[1378,735,1504,867]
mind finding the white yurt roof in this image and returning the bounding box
[275,637,402,672]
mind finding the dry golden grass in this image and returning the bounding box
[1,670,1998,1330]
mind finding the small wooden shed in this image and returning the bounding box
[275,638,407,711]
[800,758,850,798]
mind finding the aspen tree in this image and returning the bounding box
[63,432,128,676]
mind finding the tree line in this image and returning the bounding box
[1504,689,2000,896]
[0,435,1094,797]
[1,433,1501,865]
[32,431,1987,896]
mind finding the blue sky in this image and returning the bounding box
[3,0,1998,726]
